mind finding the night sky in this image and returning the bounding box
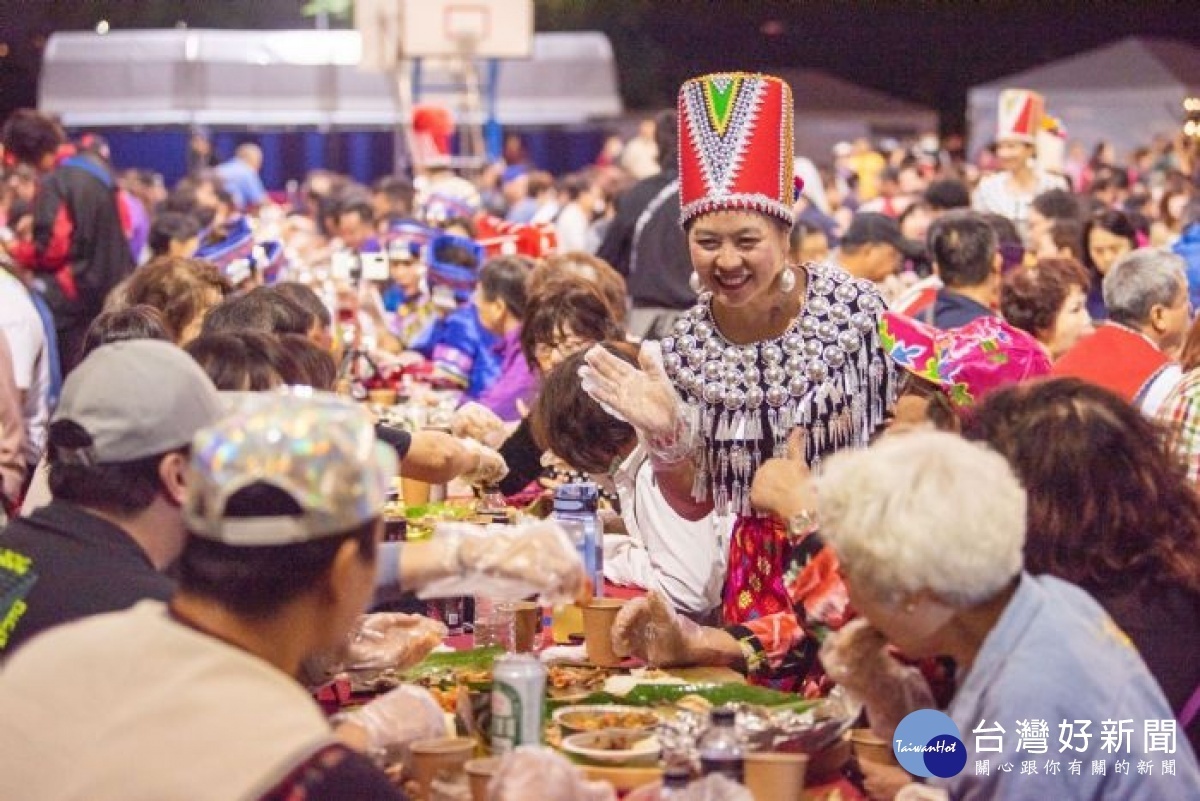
[3,0,1200,133]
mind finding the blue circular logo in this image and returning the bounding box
[892,709,967,778]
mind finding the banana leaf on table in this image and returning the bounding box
[553,682,816,712]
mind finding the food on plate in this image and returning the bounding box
[547,665,610,696]
[560,729,662,766]
[554,705,660,734]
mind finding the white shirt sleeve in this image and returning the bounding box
[602,455,730,616]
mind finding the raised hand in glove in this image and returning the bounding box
[337,684,446,754]
[580,342,691,455]
[819,618,935,740]
[457,436,508,485]
[451,401,509,449]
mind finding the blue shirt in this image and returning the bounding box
[932,289,995,330]
[933,573,1200,800]
[215,158,268,209]
[409,306,499,399]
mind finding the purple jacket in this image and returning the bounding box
[475,327,537,422]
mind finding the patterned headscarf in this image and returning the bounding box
[880,311,1052,408]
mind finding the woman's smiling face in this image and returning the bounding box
[687,210,791,310]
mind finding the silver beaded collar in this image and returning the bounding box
[661,262,895,516]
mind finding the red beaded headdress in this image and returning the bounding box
[677,72,795,228]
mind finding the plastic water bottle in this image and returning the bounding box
[552,482,603,597]
[472,596,514,650]
[698,706,744,783]
[660,766,692,798]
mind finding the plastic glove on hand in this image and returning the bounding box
[819,618,892,689]
[579,342,685,443]
[458,437,509,485]
[341,684,446,753]
[490,746,616,801]
[450,402,508,449]
[820,618,936,740]
[455,521,588,604]
[343,613,447,671]
[611,590,702,668]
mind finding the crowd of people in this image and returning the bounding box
[0,70,1198,800]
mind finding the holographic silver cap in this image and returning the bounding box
[184,389,398,545]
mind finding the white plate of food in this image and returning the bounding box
[553,704,661,735]
[561,729,662,766]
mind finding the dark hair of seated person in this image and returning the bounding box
[80,304,173,361]
[478,255,532,319]
[200,286,315,337]
[962,378,1200,595]
[46,420,183,515]
[184,331,304,391]
[530,341,639,475]
[273,281,332,328]
[279,334,337,391]
[177,483,378,620]
[519,276,623,370]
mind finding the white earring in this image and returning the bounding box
[689,271,703,294]
[779,266,796,294]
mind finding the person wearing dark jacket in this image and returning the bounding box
[1,110,134,373]
[597,110,695,339]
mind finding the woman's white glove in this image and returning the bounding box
[579,343,695,462]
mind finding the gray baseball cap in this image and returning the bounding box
[50,340,224,465]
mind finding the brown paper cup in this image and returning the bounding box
[581,598,626,667]
[744,752,809,801]
[368,388,398,406]
[409,737,474,798]
[465,756,501,801]
[505,601,541,653]
[850,728,899,767]
[401,477,432,507]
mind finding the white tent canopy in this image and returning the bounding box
[38,29,623,128]
[774,69,938,162]
[968,37,1200,158]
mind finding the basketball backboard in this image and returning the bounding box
[402,0,533,59]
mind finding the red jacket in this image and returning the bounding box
[8,154,133,331]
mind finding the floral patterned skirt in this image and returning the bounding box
[722,515,792,625]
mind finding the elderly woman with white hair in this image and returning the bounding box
[816,430,1199,800]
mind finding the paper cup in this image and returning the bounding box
[401,477,432,506]
[465,756,501,801]
[409,737,474,798]
[581,599,626,667]
[505,601,541,653]
[850,728,899,767]
[368,388,398,407]
[744,752,809,801]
